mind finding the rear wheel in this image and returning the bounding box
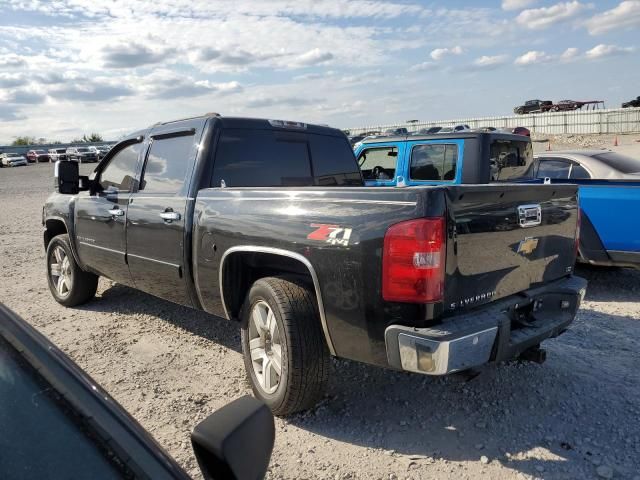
[46,234,98,307]
[240,276,329,416]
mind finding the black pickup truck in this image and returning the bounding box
[43,114,586,415]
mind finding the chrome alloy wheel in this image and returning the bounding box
[50,246,72,297]
[248,300,282,394]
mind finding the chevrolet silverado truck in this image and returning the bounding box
[43,114,586,415]
[354,131,534,186]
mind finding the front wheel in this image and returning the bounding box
[46,234,98,306]
[240,277,329,416]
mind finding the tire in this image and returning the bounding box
[46,234,98,307]
[240,276,329,416]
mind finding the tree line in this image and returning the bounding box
[10,133,104,146]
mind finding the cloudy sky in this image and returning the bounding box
[0,0,639,143]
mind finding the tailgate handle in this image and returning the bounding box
[517,204,542,228]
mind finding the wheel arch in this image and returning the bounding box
[44,218,68,249]
[219,246,336,355]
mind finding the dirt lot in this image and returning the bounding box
[1,161,639,480]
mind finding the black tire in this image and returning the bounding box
[240,276,329,416]
[46,234,98,307]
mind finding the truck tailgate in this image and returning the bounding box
[443,184,578,311]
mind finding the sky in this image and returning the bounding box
[0,0,639,143]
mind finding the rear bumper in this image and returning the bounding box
[385,275,587,375]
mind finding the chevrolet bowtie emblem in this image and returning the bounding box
[517,237,539,255]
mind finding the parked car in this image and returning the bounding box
[0,302,276,480]
[48,148,67,161]
[621,96,640,108]
[514,99,552,115]
[532,150,640,269]
[44,114,586,416]
[0,152,28,167]
[96,144,113,159]
[512,126,531,137]
[414,126,444,135]
[26,149,51,163]
[354,131,535,185]
[383,127,409,136]
[66,146,99,163]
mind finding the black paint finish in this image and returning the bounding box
[43,114,582,369]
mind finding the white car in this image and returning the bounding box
[437,124,471,134]
[0,152,28,167]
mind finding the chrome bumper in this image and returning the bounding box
[385,275,587,376]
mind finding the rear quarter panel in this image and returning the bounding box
[193,187,445,366]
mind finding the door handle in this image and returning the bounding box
[108,207,125,217]
[159,211,181,222]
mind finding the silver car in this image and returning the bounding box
[533,150,640,180]
[0,152,28,167]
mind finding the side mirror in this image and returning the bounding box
[54,160,79,194]
[191,396,275,480]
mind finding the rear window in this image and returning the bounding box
[212,129,361,187]
[490,139,534,180]
[592,152,640,174]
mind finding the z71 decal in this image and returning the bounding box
[307,224,353,246]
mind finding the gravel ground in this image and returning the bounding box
[1,161,639,480]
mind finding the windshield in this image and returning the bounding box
[490,139,534,180]
[0,336,132,479]
[6,153,21,157]
[35,150,46,154]
[592,152,640,174]
[77,148,90,153]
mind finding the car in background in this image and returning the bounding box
[66,146,98,163]
[436,124,470,134]
[534,150,640,180]
[0,152,28,167]
[26,149,51,163]
[514,99,552,115]
[0,302,276,480]
[48,148,67,161]
[512,126,531,137]
[384,127,409,136]
[532,150,640,270]
[95,144,112,159]
[415,126,443,135]
[622,96,640,108]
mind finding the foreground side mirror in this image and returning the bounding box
[54,160,79,194]
[191,396,275,480]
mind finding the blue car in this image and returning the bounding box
[533,150,640,269]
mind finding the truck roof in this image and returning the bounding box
[359,131,529,145]
[154,113,346,138]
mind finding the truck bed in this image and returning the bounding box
[192,182,579,366]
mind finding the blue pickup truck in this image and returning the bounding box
[354,134,640,269]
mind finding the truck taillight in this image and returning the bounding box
[382,218,446,303]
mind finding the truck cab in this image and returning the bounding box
[353,131,534,187]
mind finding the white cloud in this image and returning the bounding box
[560,47,580,61]
[502,0,537,11]
[585,44,634,59]
[294,48,334,67]
[516,1,590,30]
[585,1,640,35]
[472,54,509,69]
[409,61,439,72]
[430,46,463,61]
[514,50,553,65]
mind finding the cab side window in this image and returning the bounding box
[410,144,458,181]
[358,147,397,180]
[99,143,142,192]
[139,135,194,194]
